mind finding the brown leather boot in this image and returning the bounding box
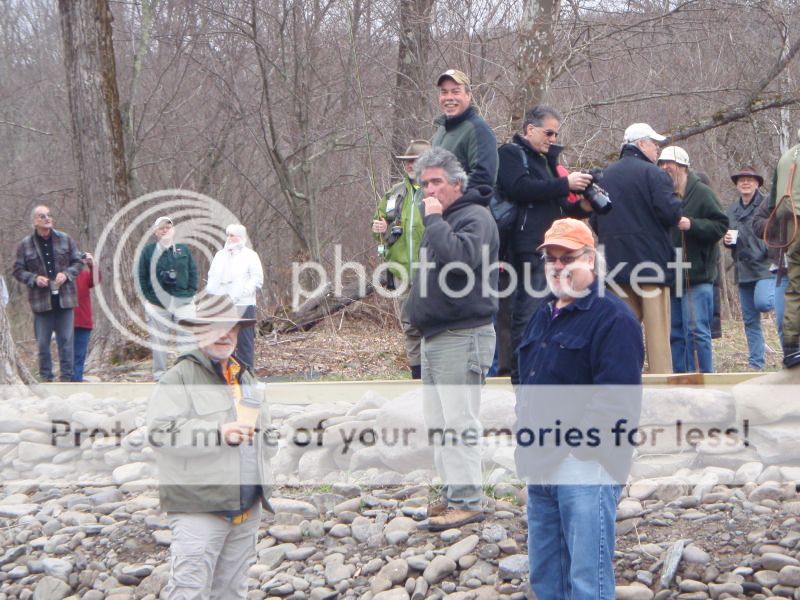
[427,498,448,518]
[428,508,485,531]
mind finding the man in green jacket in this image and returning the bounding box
[147,294,274,599]
[372,140,429,379]
[137,215,199,381]
[658,147,728,372]
[766,138,800,368]
[431,69,498,191]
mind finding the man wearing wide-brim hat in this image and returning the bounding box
[372,139,430,379]
[724,165,776,370]
[147,293,275,599]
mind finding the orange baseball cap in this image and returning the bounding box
[537,218,595,251]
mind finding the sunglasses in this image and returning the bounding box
[538,127,559,139]
[542,251,587,265]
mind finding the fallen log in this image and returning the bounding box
[262,280,376,334]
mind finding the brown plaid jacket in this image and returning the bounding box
[12,229,83,313]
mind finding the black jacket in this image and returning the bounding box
[725,190,773,283]
[496,134,589,254]
[592,145,682,284]
[406,185,499,337]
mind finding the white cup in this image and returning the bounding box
[727,229,739,245]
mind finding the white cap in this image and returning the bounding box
[657,146,690,167]
[153,216,173,228]
[623,123,667,144]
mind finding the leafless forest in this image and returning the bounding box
[1,0,799,359]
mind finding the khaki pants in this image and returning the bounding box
[615,284,672,374]
[162,505,261,600]
[395,288,422,368]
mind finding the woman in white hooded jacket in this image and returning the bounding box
[207,224,264,368]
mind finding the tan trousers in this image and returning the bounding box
[394,287,422,368]
[615,284,672,374]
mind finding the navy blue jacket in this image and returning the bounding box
[592,145,682,284]
[514,281,643,483]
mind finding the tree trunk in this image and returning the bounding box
[392,0,435,158]
[0,301,35,387]
[510,0,561,128]
[58,0,133,361]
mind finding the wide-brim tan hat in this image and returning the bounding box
[395,139,432,160]
[179,293,256,328]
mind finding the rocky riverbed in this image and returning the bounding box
[1,369,800,598]
[4,476,800,599]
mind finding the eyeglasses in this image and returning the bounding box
[539,128,559,139]
[542,250,588,265]
[36,213,52,219]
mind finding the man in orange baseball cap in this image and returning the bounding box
[515,218,644,600]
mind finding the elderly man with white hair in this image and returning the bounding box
[592,123,682,373]
[207,224,264,369]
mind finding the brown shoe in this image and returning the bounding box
[428,508,485,531]
[427,498,448,518]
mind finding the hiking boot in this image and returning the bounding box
[428,508,485,531]
[427,498,448,518]
[784,344,800,369]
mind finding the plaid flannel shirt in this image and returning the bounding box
[12,229,83,313]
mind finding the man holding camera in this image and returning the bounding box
[496,104,593,383]
[13,205,83,381]
[593,123,682,373]
[372,139,430,379]
[137,215,199,381]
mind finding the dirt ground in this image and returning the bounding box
[12,294,785,382]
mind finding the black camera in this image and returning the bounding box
[159,269,178,286]
[583,168,612,214]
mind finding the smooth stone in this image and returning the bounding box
[480,523,507,543]
[778,564,800,586]
[269,525,303,543]
[761,552,800,570]
[422,556,456,584]
[614,584,654,600]
[33,575,72,599]
[498,554,528,580]
[445,533,480,563]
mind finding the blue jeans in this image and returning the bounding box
[670,283,714,373]
[775,275,788,346]
[422,323,495,511]
[527,473,621,600]
[72,327,92,382]
[33,304,74,382]
[738,279,775,369]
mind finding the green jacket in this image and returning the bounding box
[432,105,498,189]
[670,172,729,287]
[137,242,198,307]
[147,349,274,513]
[373,175,424,283]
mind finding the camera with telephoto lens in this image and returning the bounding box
[583,167,612,214]
[159,269,178,287]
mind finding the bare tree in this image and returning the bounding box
[58,0,132,358]
[392,0,435,156]
[0,302,34,386]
